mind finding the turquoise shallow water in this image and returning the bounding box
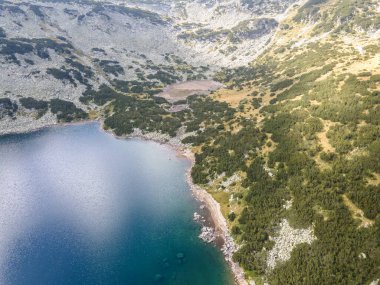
[0,122,233,285]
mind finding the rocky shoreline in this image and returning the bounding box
[0,119,248,285]
[182,149,248,285]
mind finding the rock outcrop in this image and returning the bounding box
[266,219,316,270]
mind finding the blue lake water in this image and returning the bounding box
[0,122,233,285]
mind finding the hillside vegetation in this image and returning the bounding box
[207,0,380,283]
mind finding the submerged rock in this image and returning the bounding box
[176,252,185,264]
[163,258,170,268]
[154,274,164,282]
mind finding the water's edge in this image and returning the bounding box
[0,119,247,285]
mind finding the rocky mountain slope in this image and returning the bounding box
[0,0,298,134]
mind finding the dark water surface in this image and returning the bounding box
[0,123,233,285]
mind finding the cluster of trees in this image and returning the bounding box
[47,68,77,85]
[49,99,87,122]
[80,84,119,105]
[251,97,262,109]
[19,97,49,118]
[214,64,274,89]
[106,4,167,25]
[0,98,18,117]
[234,171,286,274]
[191,121,266,184]
[0,38,33,64]
[95,59,125,77]
[79,76,231,140]
[104,93,181,137]
[270,78,293,92]
[50,68,85,87]
[92,82,182,137]
[146,70,181,85]
[19,97,48,110]
[184,96,235,133]
[276,63,336,102]
[29,4,45,19]
[178,28,230,42]
[293,0,327,23]
[140,55,208,84]
[0,37,74,65]
[0,27,6,38]
[65,58,94,79]
[17,96,89,123]
[112,79,161,95]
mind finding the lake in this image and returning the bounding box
[0,122,233,285]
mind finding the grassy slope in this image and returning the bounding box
[205,0,380,283]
